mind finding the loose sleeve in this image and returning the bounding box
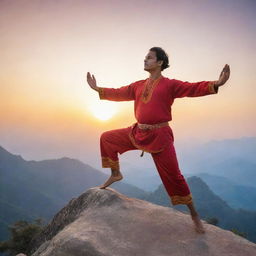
[98,82,136,101]
[172,79,218,98]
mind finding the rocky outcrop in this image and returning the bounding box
[30,187,256,256]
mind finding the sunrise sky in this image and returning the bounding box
[0,0,255,169]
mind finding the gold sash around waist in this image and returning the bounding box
[137,122,169,130]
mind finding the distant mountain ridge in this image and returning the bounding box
[179,136,256,167]
[178,137,256,187]
[143,176,256,243]
[196,173,256,211]
[0,145,148,241]
[119,136,256,192]
[1,144,256,245]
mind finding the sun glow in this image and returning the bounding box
[88,101,118,121]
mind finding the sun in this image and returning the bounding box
[89,102,117,121]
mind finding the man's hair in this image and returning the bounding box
[149,47,170,71]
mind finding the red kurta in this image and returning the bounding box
[98,76,217,153]
[98,75,218,205]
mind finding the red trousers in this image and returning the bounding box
[100,126,192,205]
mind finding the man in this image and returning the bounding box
[86,47,230,233]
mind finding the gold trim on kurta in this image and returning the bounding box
[98,87,105,99]
[141,76,163,103]
[170,193,193,205]
[101,157,120,171]
[208,81,218,94]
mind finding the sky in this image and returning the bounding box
[0,0,255,170]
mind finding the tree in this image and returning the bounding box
[0,219,45,256]
[231,228,248,239]
[205,217,219,226]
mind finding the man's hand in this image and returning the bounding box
[87,72,99,91]
[215,64,230,87]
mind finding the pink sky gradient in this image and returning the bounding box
[0,0,255,169]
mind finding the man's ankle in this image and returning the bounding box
[112,170,121,176]
[191,212,199,218]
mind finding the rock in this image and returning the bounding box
[30,187,256,256]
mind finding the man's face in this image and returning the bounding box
[144,51,162,72]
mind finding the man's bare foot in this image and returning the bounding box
[99,172,123,189]
[191,215,205,234]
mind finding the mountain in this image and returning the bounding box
[143,176,256,243]
[0,145,148,241]
[177,137,256,188]
[2,143,256,247]
[196,173,256,211]
[27,187,256,256]
[212,158,256,187]
[115,137,256,192]
[120,156,162,192]
[179,136,256,169]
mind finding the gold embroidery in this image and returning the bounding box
[170,193,193,205]
[98,87,105,99]
[141,76,163,103]
[137,122,169,130]
[208,81,218,94]
[101,157,120,171]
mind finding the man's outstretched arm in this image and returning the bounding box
[172,64,230,98]
[87,72,135,101]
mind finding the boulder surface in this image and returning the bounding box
[30,187,256,256]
